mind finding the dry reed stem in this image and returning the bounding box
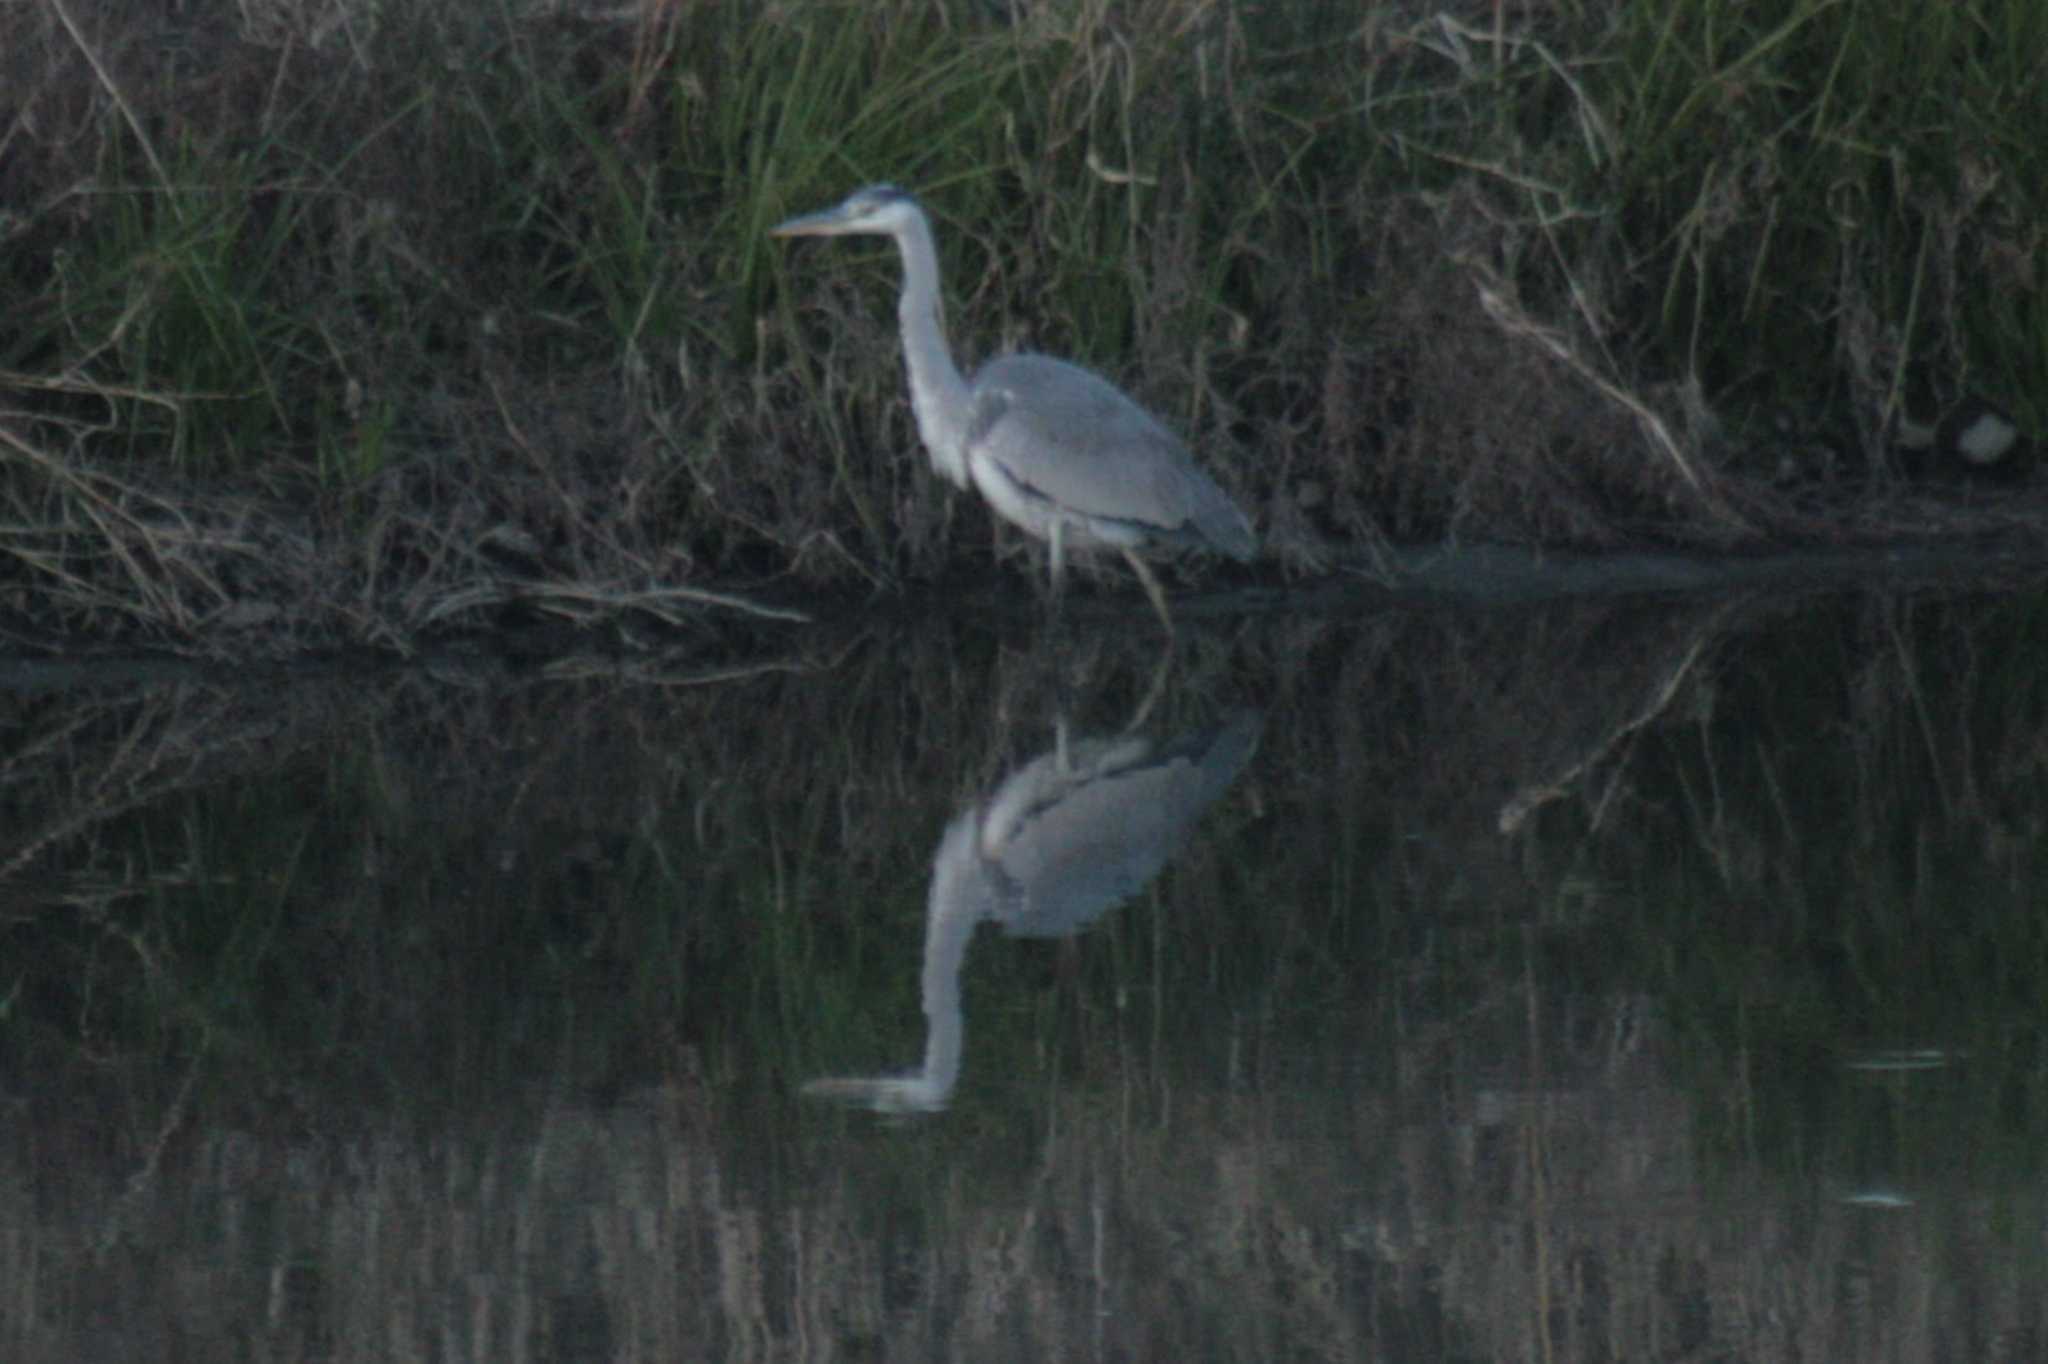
[0,423,228,635]
[42,0,178,213]
[0,694,222,882]
[1497,600,1738,834]
[1467,269,1755,532]
[418,578,810,629]
[538,653,815,687]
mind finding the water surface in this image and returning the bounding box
[4,583,2045,1360]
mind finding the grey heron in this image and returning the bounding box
[770,184,1256,632]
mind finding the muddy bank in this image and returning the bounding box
[5,534,2048,682]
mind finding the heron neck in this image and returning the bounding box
[894,214,973,487]
[908,823,988,1106]
[914,900,969,1103]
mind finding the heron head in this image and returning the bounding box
[770,183,921,239]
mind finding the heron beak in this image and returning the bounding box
[769,206,857,238]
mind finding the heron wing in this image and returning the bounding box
[966,354,1254,558]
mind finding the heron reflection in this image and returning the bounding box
[804,710,1261,1114]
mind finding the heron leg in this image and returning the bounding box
[1124,644,1172,733]
[1121,549,1176,638]
[1047,520,1067,608]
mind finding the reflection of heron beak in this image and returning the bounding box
[769,208,856,238]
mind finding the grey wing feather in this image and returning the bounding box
[968,354,1255,559]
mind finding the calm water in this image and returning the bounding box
[4,583,2045,1361]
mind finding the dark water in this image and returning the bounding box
[4,583,2046,1361]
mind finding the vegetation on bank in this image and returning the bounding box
[1,0,2045,649]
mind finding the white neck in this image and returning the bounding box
[893,211,974,488]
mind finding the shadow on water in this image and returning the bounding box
[4,577,2048,1359]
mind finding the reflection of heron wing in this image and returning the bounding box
[987,710,1262,938]
[976,736,1149,851]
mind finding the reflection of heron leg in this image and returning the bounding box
[1047,520,1067,609]
[1121,549,1176,637]
[1124,639,1173,733]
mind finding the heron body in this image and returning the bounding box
[771,184,1255,630]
